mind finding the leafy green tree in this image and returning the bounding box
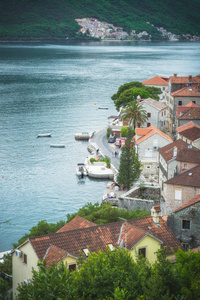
[73,248,148,300]
[122,101,148,129]
[0,254,12,275]
[117,127,141,189]
[146,248,182,300]
[111,81,143,100]
[0,278,10,300]
[175,249,200,299]
[16,261,73,300]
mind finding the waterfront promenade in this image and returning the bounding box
[89,128,121,171]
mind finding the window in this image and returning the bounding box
[182,243,190,251]
[162,112,163,117]
[164,110,166,115]
[192,101,196,104]
[182,220,190,230]
[83,248,90,257]
[147,113,151,117]
[68,264,76,271]
[175,189,182,200]
[163,87,165,91]
[23,254,27,264]
[147,123,151,127]
[138,247,146,258]
[184,163,188,169]
[178,101,182,106]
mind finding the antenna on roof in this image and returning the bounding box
[118,217,127,251]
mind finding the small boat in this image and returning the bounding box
[50,144,65,148]
[76,163,87,177]
[37,133,51,138]
[98,107,108,110]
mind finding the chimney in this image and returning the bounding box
[188,75,193,83]
[151,206,161,225]
[174,73,177,77]
[173,146,177,158]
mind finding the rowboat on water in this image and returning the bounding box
[76,163,87,177]
[50,144,65,148]
[98,107,108,110]
[37,133,52,138]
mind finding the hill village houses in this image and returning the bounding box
[12,74,200,298]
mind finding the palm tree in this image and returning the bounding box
[121,101,148,129]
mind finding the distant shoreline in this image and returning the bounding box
[0,39,199,43]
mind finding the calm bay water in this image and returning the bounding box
[0,41,200,251]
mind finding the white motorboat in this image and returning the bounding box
[75,132,93,140]
[37,133,51,138]
[76,163,87,177]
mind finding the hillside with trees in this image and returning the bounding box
[0,0,200,41]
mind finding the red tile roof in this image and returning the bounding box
[158,139,200,163]
[135,125,172,144]
[176,103,199,117]
[165,164,200,188]
[173,194,200,213]
[56,215,96,233]
[170,75,200,84]
[177,121,200,133]
[142,76,169,86]
[44,244,69,268]
[28,215,182,264]
[178,107,200,120]
[180,127,200,141]
[171,85,200,97]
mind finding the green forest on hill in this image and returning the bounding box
[0,0,200,41]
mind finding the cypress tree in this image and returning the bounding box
[117,127,141,189]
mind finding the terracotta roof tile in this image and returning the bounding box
[29,216,182,260]
[170,75,200,84]
[171,85,200,97]
[178,107,200,120]
[173,194,200,213]
[142,76,169,86]
[165,164,200,188]
[141,98,167,110]
[44,244,69,268]
[185,102,199,107]
[159,139,200,163]
[135,125,172,144]
[177,121,200,133]
[57,215,96,233]
[178,127,200,142]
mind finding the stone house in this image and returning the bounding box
[12,212,182,298]
[140,98,167,130]
[177,106,200,127]
[168,74,200,94]
[166,85,200,134]
[142,75,169,101]
[158,139,200,195]
[163,164,200,215]
[135,126,172,163]
[167,194,200,250]
[177,121,200,149]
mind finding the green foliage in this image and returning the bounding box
[117,127,141,189]
[90,157,95,163]
[112,81,162,110]
[121,126,128,137]
[0,254,12,276]
[0,277,11,300]
[122,101,148,129]
[0,0,200,40]
[107,127,112,139]
[66,202,149,225]
[15,248,200,300]
[13,219,66,248]
[16,260,73,300]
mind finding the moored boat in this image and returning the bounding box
[50,144,65,148]
[98,106,108,110]
[75,132,93,140]
[76,163,87,177]
[37,133,52,138]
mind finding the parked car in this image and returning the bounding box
[108,136,116,143]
